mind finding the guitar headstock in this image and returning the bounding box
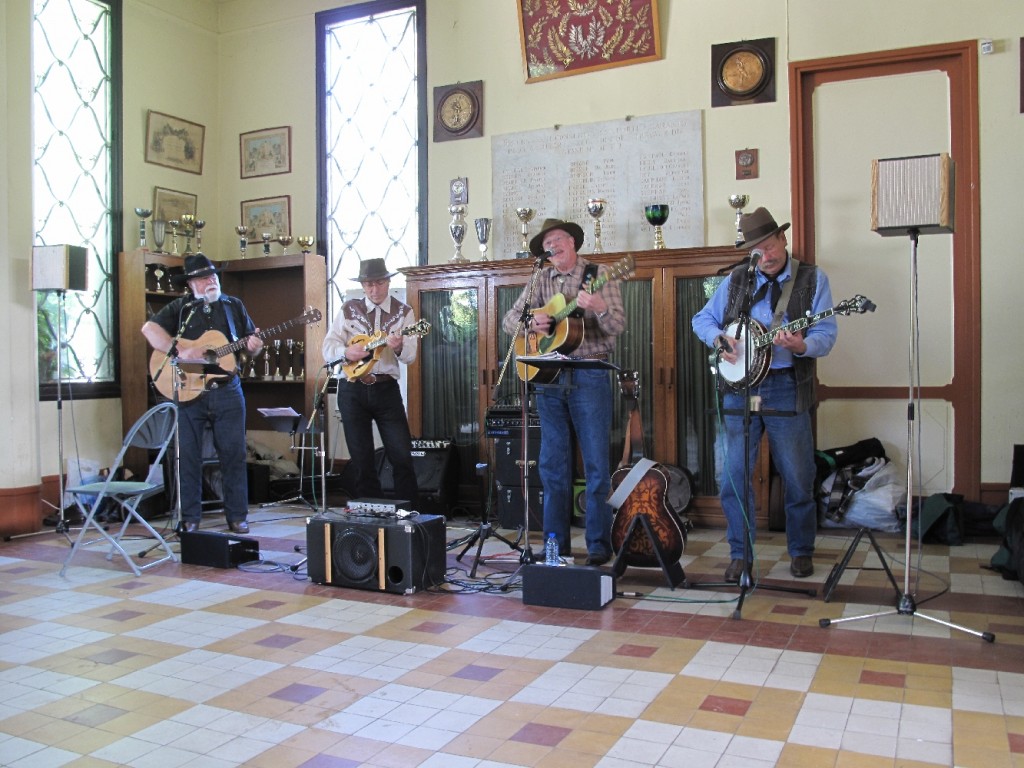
[608,255,636,282]
[302,306,323,324]
[405,318,432,337]
[617,370,640,400]
[835,294,877,316]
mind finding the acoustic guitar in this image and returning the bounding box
[514,255,634,383]
[149,306,321,402]
[609,371,688,568]
[340,319,431,380]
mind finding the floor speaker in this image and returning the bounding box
[377,439,458,514]
[494,437,541,487]
[496,481,543,531]
[305,513,446,594]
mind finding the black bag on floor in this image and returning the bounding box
[989,498,1024,584]
[909,493,964,546]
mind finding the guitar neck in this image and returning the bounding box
[755,308,835,350]
[212,316,307,358]
[552,271,613,323]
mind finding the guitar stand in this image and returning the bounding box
[611,515,686,589]
[821,526,899,603]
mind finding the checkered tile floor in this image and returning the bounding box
[1,505,1022,767]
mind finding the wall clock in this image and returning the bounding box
[711,38,776,108]
[433,81,483,142]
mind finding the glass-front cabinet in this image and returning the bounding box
[401,246,774,530]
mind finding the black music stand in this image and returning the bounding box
[258,409,318,513]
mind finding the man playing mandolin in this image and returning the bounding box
[692,207,838,582]
[142,254,263,534]
[323,258,421,508]
[502,218,626,566]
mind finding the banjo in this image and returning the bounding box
[714,294,875,390]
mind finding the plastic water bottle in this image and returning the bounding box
[544,532,560,566]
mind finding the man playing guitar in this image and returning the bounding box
[142,254,263,535]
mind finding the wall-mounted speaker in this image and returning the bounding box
[871,153,954,236]
[305,513,446,594]
[376,439,459,515]
[32,245,88,292]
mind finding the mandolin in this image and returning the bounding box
[340,318,431,380]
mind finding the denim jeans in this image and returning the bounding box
[535,367,613,557]
[177,377,249,525]
[720,370,817,560]
[337,378,418,505]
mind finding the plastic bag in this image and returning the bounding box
[820,458,904,532]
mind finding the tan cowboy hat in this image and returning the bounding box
[171,254,225,284]
[528,218,585,257]
[351,258,398,282]
[736,207,791,249]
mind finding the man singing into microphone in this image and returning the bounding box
[501,218,625,566]
[142,254,263,534]
[692,207,838,582]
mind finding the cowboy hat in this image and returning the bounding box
[351,257,398,282]
[172,254,224,284]
[736,207,791,249]
[528,218,585,257]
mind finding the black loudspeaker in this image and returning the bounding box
[305,513,446,594]
[521,564,615,610]
[377,439,459,515]
[1011,444,1024,488]
[180,530,260,569]
[31,245,88,292]
[494,437,541,487]
[496,481,543,531]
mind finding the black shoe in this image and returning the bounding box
[182,521,199,534]
[790,555,814,578]
[227,520,250,534]
[724,559,749,583]
[585,552,610,567]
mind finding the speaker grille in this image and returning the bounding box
[333,527,378,583]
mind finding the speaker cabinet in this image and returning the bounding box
[494,437,541,487]
[496,481,543,531]
[32,245,88,292]
[376,439,458,515]
[305,513,446,594]
[871,153,954,236]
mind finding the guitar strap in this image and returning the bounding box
[221,297,240,342]
[769,258,800,330]
[608,458,657,510]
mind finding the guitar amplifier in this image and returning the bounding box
[485,406,540,437]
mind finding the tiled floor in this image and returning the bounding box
[1,503,1023,767]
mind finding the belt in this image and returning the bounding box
[205,376,235,390]
[349,373,396,385]
[766,367,794,377]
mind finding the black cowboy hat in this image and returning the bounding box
[528,218,585,257]
[171,254,224,284]
[736,207,791,249]
[351,257,398,282]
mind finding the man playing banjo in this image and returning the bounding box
[692,207,838,583]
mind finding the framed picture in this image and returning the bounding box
[240,126,292,179]
[517,0,661,83]
[153,186,197,224]
[144,110,205,175]
[240,195,291,241]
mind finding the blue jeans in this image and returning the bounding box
[535,367,613,557]
[720,370,817,560]
[177,377,249,525]
[337,378,418,505]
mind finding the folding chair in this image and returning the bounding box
[61,402,179,577]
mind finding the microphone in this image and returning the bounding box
[747,248,764,274]
[538,250,554,262]
[324,358,345,369]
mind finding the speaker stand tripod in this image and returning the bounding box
[818,228,993,642]
[453,451,523,578]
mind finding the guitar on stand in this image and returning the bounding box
[608,370,691,588]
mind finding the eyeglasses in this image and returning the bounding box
[361,279,389,288]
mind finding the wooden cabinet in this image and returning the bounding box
[118,250,327,477]
[401,246,774,530]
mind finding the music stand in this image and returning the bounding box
[258,408,319,513]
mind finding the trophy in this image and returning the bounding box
[284,339,296,380]
[644,204,670,250]
[514,207,535,254]
[448,205,468,263]
[194,219,206,253]
[249,348,263,379]
[152,263,166,293]
[235,225,249,259]
[297,235,315,255]
[180,214,195,253]
[474,217,491,261]
[729,194,750,247]
[271,339,282,380]
[277,234,293,256]
[295,341,305,380]
[134,208,152,249]
[168,220,180,255]
[262,232,273,256]
[151,220,167,254]
[263,342,272,378]
[586,198,607,254]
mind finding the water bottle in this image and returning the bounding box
[544,532,560,566]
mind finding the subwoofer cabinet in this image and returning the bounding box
[305,513,446,594]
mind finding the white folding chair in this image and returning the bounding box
[61,402,179,577]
